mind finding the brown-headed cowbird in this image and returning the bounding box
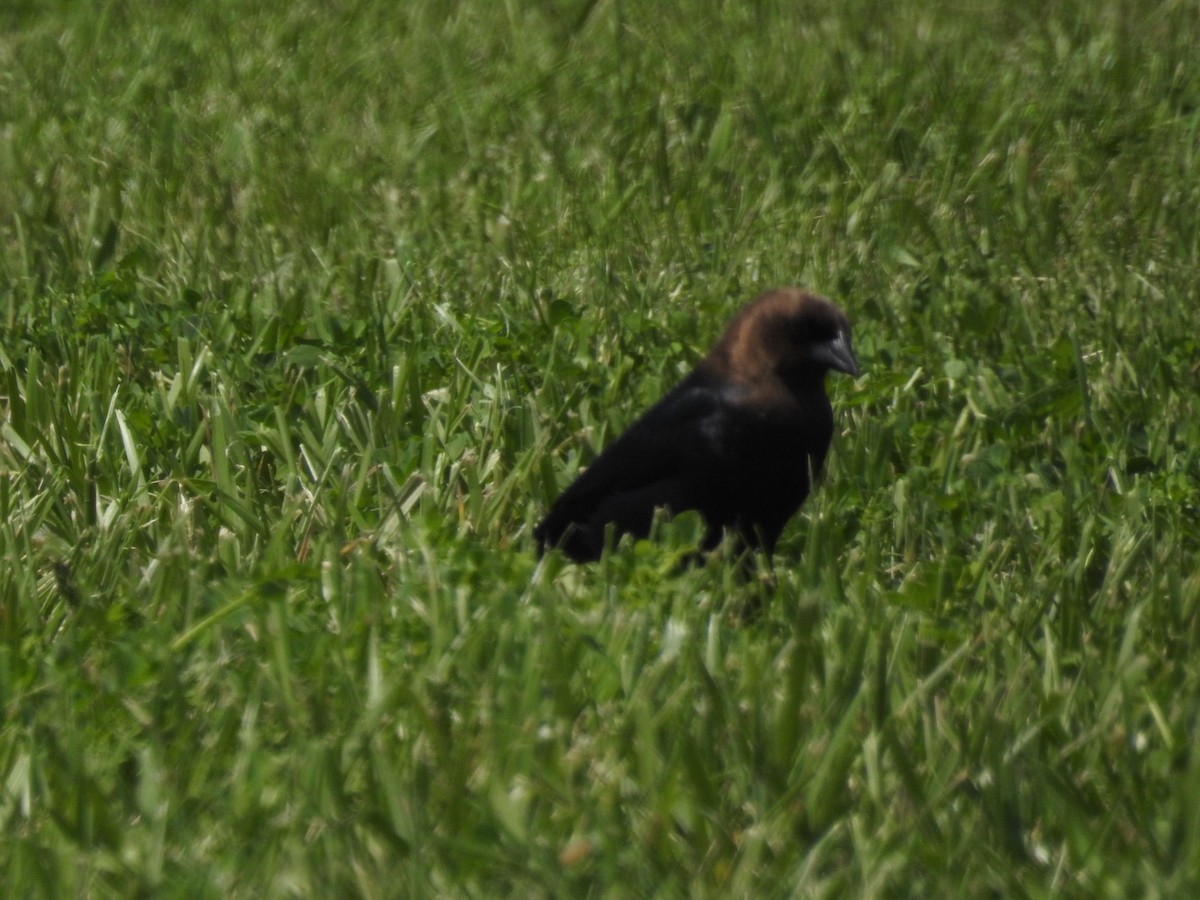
[535,288,860,562]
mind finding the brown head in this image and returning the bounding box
[705,288,859,386]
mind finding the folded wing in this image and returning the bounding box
[535,374,733,561]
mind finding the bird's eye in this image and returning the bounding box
[816,320,840,343]
[790,315,840,345]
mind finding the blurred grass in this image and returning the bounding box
[2,0,1199,895]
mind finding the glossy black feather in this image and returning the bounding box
[535,288,858,562]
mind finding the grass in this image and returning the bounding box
[2,0,1199,895]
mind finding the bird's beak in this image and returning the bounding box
[812,331,860,377]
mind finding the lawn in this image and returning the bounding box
[2,0,1199,895]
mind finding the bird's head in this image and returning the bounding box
[710,288,860,385]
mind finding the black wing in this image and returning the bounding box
[535,373,739,561]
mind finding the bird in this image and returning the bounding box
[534,287,860,563]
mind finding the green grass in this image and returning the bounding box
[2,0,1199,895]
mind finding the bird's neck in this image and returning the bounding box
[780,365,829,395]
